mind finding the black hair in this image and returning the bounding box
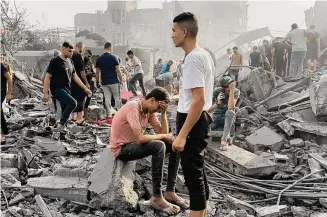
[291,23,298,30]
[173,12,199,38]
[127,50,133,55]
[62,41,73,49]
[85,49,92,56]
[233,46,238,49]
[104,42,112,49]
[145,87,170,102]
[125,57,129,61]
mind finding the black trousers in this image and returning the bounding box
[1,90,9,135]
[176,111,212,211]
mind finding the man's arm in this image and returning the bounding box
[178,87,205,138]
[248,53,251,66]
[317,37,321,53]
[73,73,89,91]
[208,103,218,113]
[115,65,123,83]
[96,68,101,84]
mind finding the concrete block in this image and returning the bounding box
[289,138,304,147]
[34,136,66,152]
[0,153,18,168]
[9,193,25,206]
[207,144,277,177]
[319,198,327,209]
[256,205,287,217]
[245,126,284,153]
[308,153,327,169]
[53,167,90,178]
[88,148,138,210]
[1,168,19,179]
[273,153,290,167]
[27,176,88,203]
[310,213,327,217]
[310,74,327,118]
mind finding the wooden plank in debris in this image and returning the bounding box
[308,153,327,170]
[35,194,53,217]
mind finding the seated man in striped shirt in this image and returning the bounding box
[110,87,188,215]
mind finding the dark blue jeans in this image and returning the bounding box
[52,89,77,126]
[211,108,227,130]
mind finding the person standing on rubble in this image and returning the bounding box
[229,46,243,85]
[272,37,287,77]
[208,76,239,151]
[71,42,89,125]
[96,42,123,118]
[172,12,214,217]
[1,60,13,142]
[127,50,147,97]
[160,60,174,75]
[259,40,273,66]
[306,25,320,71]
[153,58,163,79]
[42,41,92,131]
[282,23,311,80]
[110,87,188,215]
[83,49,95,120]
[249,46,262,68]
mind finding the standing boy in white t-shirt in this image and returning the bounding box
[171,12,215,217]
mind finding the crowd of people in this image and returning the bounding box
[1,11,327,217]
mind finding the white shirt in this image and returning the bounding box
[177,47,215,113]
[131,56,144,76]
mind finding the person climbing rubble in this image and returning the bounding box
[208,76,240,151]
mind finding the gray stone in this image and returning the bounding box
[289,138,304,147]
[256,205,287,217]
[310,213,327,217]
[310,74,327,119]
[235,209,248,217]
[1,171,21,188]
[54,167,90,178]
[277,120,295,136]
[245,126,284,153]
[20,187,35,198]
[94,211,105,217]
[226,195,256,215]
[88,148,138,210]
[290,121,327,136]
[319,198,327,209]
[138,200,151,213]
[9,193,25,206]
[1,168,19,179]
[308,158,323,178]
[273,153,290,167]
[308,153,327,169]
[291,206,309,217]
[34,136,66,152]
[0,153,18,168]
[175,175,189,194]
[207,144,276,177]
[7,206,23,217]
[27,176,88,203]
[22,208,34,217]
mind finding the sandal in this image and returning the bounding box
[150,200,180,215]
[165,196,189,210]
[76,119,88,126]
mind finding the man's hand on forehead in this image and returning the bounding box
[159,100,169,111]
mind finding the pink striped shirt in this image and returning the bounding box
[109,100,161,158]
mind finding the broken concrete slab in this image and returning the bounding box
[256,205,287,217]
[175,174,189,194]
[308,153,327,169]
[27,176,88,203]
[34,136,66,152]
[310,213,327,217]
[1,168,19,179]
[245,126,284,153]
[88,148,138,210]
[35,194,53,217]
[207,144,277,177]
[53,167,90,178]
[277,120,295,136]
[1,171,21,188]
[9,193,25,206]
[308,158,323,178]
[0,153,18,168]
[310,74,327,119]
[319,198,327,209]
[226,195,256,215]
[289,138,304,147]
[290,121,327,136]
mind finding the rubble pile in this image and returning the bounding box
[1,69,327,217]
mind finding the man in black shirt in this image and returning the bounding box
[307,25,320,70]
[272,37,287,77]
[83,49,95,120]
[249,46,262,67]
[71,42,88,125]
[43,42,92,131]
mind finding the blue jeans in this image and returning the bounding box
[288,51,306,78]
[52,89,77,126]
[212,108,235,142]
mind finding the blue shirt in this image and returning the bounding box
[96,53,120,85]
[160,63,170,74]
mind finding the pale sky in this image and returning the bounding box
[16,0,315,36]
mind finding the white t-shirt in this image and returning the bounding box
[177,47,215,113]
[131,56,144,75]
